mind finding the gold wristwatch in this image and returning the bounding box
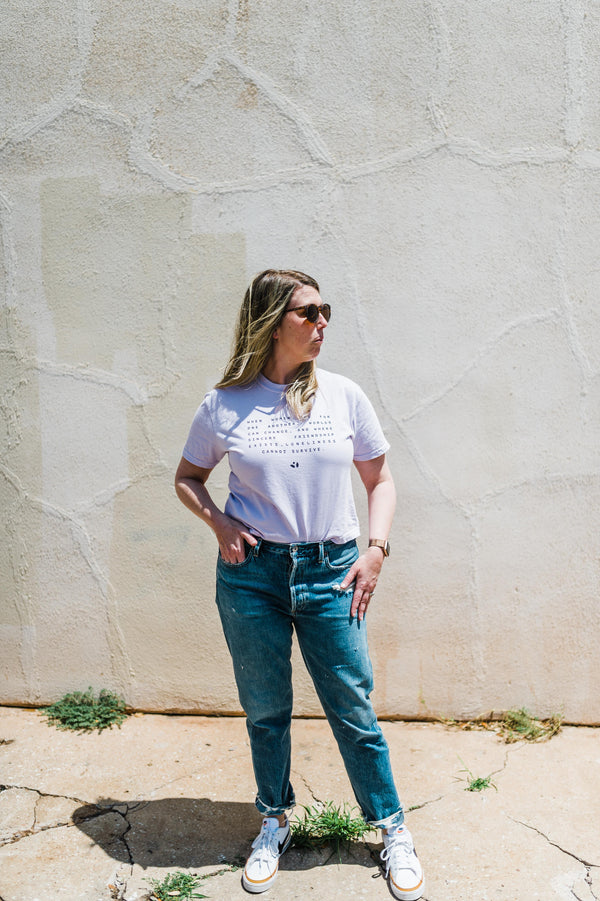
[368,539,390,557]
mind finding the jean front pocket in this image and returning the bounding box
[324,540,359,571]
[218,540,255,569]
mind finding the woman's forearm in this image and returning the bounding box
[355,456,396,540]
[175,475,227,534]
[366,474,396,540]
[174,457,257,563]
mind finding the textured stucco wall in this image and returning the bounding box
[1,1,599,722]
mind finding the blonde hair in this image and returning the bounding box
[216,269,320,420]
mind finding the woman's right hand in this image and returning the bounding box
[214,513,258,564]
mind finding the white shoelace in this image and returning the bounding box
[249,821,285,869]
[380,829,418,877]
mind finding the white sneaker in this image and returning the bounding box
[242,817,291,893]
[380,825,425,901]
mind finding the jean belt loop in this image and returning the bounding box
[318,541,325,564]
[252,539,262,558]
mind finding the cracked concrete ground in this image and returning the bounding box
[0,708,598,901]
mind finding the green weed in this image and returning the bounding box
[443,707,563,743]
[42,688,128,733]
[290,801,375,854]
[458,758,498,793]
[146,871,208,900]
[497,708,562,743]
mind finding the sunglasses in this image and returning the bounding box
[284,303,331,323]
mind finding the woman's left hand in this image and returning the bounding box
[340,546,384,621]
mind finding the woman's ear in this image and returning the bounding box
[272,327,280,341]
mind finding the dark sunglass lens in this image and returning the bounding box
[291,303,330,323]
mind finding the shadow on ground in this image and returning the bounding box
[72,798,380,874]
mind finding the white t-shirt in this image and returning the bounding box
[182,368,389,544]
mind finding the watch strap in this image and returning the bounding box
[368,539,390,557]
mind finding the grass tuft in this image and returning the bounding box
[145,871,208,900]
[443,707,563,743]
[290,801,375,854]
[41,687,128,733]
[497,708,563,743]
[458,758,498,793]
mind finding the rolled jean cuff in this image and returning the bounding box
[367,808,405,830]
[255,794,296,818]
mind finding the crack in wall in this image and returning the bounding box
[0,191,17,307]
[423,0,451,137]
[0,462,135,689]
[401,310,565,425]
[562,0,585,148]
[129,131,596,198]
[558,175,595,381]
[470,469,600,508]
[0,0,97,154]
[36,359,150,406]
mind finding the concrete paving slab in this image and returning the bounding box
[0,708,598,901]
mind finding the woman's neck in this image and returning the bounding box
[261,357,302,386]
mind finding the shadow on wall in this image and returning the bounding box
[72,797,379,872]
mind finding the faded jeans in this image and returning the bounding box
[215,537,404,828]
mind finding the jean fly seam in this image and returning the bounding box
[289,550,298,614]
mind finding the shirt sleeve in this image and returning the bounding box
[351,386,390,461]
[182,393,226,469]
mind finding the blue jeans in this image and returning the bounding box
[215,538,404,828]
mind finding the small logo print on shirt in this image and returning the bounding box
[290,461,299,468]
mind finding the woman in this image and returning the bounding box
[175,269,424,900]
